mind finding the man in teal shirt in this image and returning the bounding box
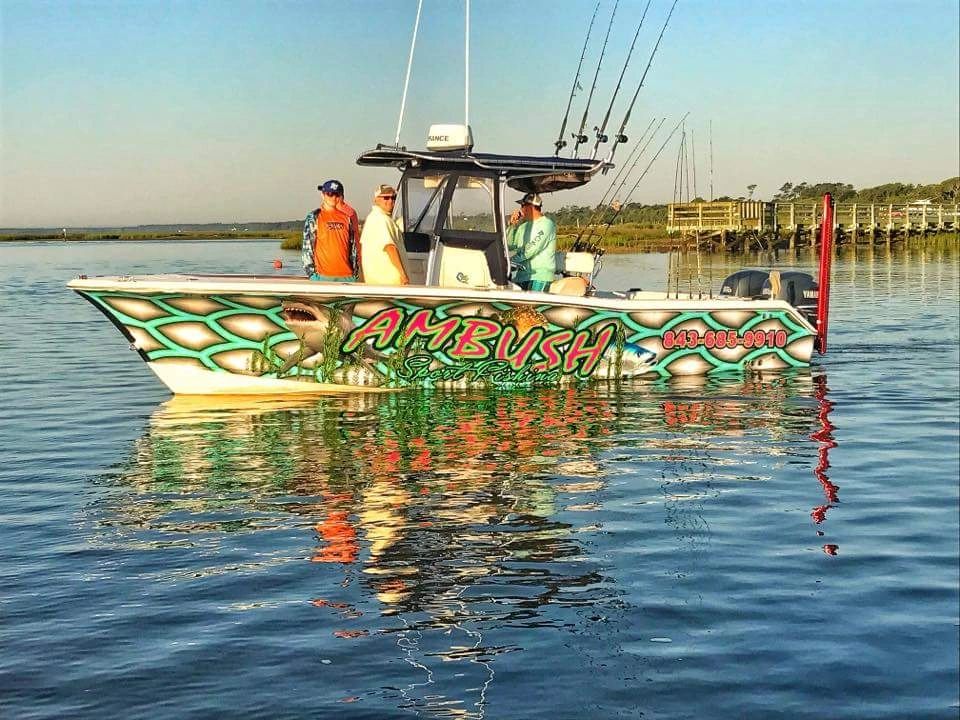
[506,193,557,292]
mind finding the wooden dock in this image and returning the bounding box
[667,201,959,251]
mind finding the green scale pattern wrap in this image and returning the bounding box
[84,290,813,383]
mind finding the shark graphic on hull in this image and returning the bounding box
[273,300,385,378]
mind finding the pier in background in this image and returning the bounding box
[667,201,959,251]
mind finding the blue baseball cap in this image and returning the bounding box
[319,179,344,195]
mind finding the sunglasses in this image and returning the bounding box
[380,195,397,201]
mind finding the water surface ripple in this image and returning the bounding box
[1,241,957,719]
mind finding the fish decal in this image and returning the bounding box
[497,306,549,335]
[273,299,384,378]
[596,341,658,378]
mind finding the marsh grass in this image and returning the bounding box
[1,230,299,243]
[557,223,674,252]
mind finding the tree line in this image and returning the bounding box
[544,176,959,229]
[770,177,958,204]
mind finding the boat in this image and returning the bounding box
[68,124,833,395]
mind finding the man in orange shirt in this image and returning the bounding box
[302,180,357,282]
[330,179,360,243]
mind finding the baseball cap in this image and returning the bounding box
[516,192,543,208]
[319,179,344,195]
[375,184,397,198]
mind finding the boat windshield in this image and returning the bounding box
[403,172,498,234]
[446,176,496,232]
[404,174,449,234]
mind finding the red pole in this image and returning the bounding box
[816,193,833,354]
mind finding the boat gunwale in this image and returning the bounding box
[67,273,818,333]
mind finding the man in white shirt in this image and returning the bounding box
[360,185,409,285]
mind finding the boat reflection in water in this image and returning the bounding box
[97,373,838,715]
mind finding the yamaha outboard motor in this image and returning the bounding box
[719,269,771,299]
[720,269,818,324]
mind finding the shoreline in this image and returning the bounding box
[5,229,955,254]
[0,231,299,243]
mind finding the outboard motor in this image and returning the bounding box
[720,269,819,324]
[719,269,771,299]
[762,271,818,323]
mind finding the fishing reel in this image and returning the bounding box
[554,139,567,154]
[572,133,588,147]
[570,238,605,256]
[615,133,627,144]
[593,127,608,144]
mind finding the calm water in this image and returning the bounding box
[1,240,958,719]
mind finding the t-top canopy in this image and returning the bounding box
[356,146,610,194]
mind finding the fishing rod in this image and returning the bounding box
[575,117,662,244]
[553,0,602,155]
[672,128,683,203]
[572,0,619,157]
[589,112,689,247]
[589,0,652,159]
[604,0,679,164]
[709,119,714,201]
[674,122,689,203]
[573,119,662,251]
[597,116,660,209]
[690,128,698,199]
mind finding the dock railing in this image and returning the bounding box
[667,201,776,233]
[668,201,959,235]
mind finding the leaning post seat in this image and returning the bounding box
[557,251,598,276]
[551,251,599,296]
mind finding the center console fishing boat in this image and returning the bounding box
[69,125,833,395]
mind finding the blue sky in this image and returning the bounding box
[1,0,958,227]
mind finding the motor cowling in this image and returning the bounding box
[720,269,818,324]
[719,269,770,299]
